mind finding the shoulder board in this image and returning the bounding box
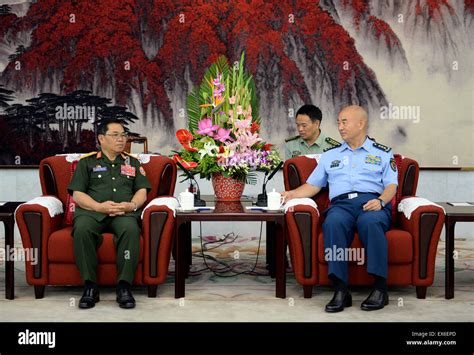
[325,137,340,147]
[79,151,98,160]
[123,152,139,160]
[285,135,299,142]
[323,145,339,152]
[373,142,391,152]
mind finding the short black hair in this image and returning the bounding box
[97,119,124,137]
[295,104,322,123]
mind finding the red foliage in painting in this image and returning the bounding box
[367,16,400,47]
[1,0,382,122]
[415,0,455,19]
[342,0,370,30]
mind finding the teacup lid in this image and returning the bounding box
[180,188,193,197]
[268,188,280,196]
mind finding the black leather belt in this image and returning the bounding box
[331,191,379,203]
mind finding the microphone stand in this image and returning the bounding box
[256,172,269,207]
[175,161,206,207]
[256,161,283,207]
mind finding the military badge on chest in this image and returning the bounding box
[121,164,136,178]
[330,160,341,168]
[365,154,382,166]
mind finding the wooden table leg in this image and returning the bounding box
[445,218,455,299]
[175,220,186,298]
[275,217,286,299]
[4,219,15,300]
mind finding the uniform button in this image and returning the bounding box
[113,188,117,192]
[112,164,115,167]
[98,175,101,178]
[112,177,115,180]
[127,176,129,179]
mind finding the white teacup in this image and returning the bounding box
[178,189,194,210]
[267,189,284,210]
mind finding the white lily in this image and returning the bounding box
[198,142,219,159]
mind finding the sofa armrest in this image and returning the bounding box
[15,200,64,285]
[285,205,320,285]
[141,203,176,284]
[398,197,445,285]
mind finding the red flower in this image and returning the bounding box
[250,122,260,133]
[173,154,198,169]
[176,129,198,152]
[262,143,272,151]
[218,145,225,153]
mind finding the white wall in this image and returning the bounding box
[1,169,473,241]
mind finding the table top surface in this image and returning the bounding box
[436,202,474,217]
[176,196,285,219]
[0,201,25,216]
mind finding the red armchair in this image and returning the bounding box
[283,155,445,299]
[16,154,177,298]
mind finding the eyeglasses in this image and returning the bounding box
[105,133,129,140]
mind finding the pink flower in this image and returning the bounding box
[229,96,236,104]
[214,127,232,142]
[234,118,252,132]
[197,118,219,136]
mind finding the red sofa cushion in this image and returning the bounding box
[48,227,144,263]
[317,228,413,264]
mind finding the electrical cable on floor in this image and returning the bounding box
[190,221,268,277]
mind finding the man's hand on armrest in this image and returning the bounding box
[281,183,322,203]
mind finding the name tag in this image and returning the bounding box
[121,164,136,177]
[92,166,107,172]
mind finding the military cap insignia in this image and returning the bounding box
[79,151,98,160]
[390,158,397,172]
[285,135,299,142]
[325,137,341,147]
[373,142,391,152]
[139,166,146,176]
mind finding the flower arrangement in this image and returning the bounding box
[173,53,281,183]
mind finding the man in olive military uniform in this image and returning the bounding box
[68,119,151,309]
[285,104,340,159]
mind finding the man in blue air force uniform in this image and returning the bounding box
[282,105,398,312]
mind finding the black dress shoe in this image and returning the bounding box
[79,287,100,309]
[116,287,136,309]
[325,290,352,313]
[361,289,389,311]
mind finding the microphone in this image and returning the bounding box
[175,161,206,207]
[256,161,283,206]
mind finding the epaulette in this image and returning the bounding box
[373,142,391,153]
[325,137,340,147]
[79,151,98,160]
[285,135,299,143]
[323,145,339,152]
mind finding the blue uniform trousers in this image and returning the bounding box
[322,193,392,284]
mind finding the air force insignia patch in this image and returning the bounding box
[390,158,397,172]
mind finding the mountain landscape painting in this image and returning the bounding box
[0,0,472,166]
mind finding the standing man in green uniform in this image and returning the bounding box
[68,119,151,309]
[285,104,340,159]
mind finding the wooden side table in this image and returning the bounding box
[174,199,286,299]
[436,202,474,299]
[0,202,25,299]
